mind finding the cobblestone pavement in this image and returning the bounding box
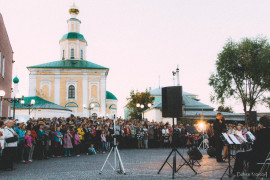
[0,148,253,180]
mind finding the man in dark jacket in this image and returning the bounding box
[233,116,270,177]
[213,113,226,162]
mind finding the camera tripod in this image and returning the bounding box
[99,118,126,175]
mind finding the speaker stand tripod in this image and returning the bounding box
[157,117,197,179]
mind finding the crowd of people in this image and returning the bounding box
[0,115,267,174]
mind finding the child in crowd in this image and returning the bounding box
[88,144,96,155]
[63,129,73,157]
[24,130,32,163]
[136,130,143,149]
[100,130,106,153]
[73,130,81,157]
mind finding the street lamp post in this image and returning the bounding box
[136,103,152,120]
[83,104,95,118]
[21,99,35,116]
[0,90,24,119]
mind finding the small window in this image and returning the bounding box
[70,48,74,59]
[62,50,65,60]
[80,49,83,60]
[2,57,5,78]
[68,85,75,98]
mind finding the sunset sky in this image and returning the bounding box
[1,0,270,117]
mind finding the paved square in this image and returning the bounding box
[0,148,240,180]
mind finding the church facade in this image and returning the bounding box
[27,4,117,118]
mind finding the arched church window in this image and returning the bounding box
[80,49,83,60]
[68,85,75,98]
[62,50,65,60]
[71,48,75,59]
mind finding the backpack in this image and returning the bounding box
[188,146,203,160]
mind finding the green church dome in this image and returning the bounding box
[60,32,86,42]
[106,91,117,100]
[13,76,19,84]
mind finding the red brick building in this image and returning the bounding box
[0,13,13,118]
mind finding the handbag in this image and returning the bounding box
[5,129,18,143]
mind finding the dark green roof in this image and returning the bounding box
[11,96,71,111]
[13,76,19,84]
[60,32,86,41]
[27,60,108,70]
[106,91,117,100]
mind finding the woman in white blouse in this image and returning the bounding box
[2,120,18,171]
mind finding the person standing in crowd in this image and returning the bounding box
[136,130,143,149]
[73,130,81,156]
[24,130,32,163]
[2,120,18,171]
[63,129,73,157]
[143,131,149,149]
[0,121,5,169]
[29,124,37,162]
[100,130,106,153]
[77,124,85,153]
[36,124,47,160]
[148,125,154,148]
[17,123,26,163]
[105,131,112,151]
[213,113,226,162]
[233,116,270,178]
[130,125,136,148]
[54,127,63,158]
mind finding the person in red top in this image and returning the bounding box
[90,125,96,137]
[30,126,37,162]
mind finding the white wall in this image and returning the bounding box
[12,109,72,119]
[144,108,173,125]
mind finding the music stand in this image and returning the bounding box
[157,117,197,179]
[220,133,241,179]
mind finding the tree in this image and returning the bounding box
[126,89,154,119]
[209,36,270,125]
[217,105,234,113]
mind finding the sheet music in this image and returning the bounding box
[238,133,248,143]
[229,134,241,144]
[246,131,256,141]
[222,133,233,144]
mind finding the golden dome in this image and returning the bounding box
[69,3,79,15]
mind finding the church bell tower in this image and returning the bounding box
[59,3,87,60]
